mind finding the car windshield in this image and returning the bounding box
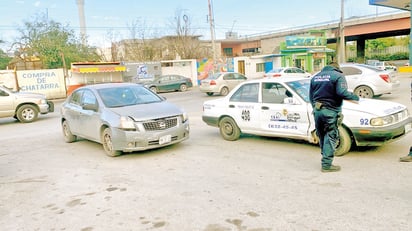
[285,79,311,102]
[0,86,16,93]
[98,85,162,108]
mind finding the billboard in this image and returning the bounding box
[286,36,326,48]
[16,69,66,99]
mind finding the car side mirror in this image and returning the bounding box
[82,103,98,111]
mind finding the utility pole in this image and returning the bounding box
[76,0,87,46]
[338,0,345,64]
[207,0,217,72]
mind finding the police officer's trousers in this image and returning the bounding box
[313,108,339,168]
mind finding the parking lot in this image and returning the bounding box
[0,75,411,231]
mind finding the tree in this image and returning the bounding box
[167,9,205,60]
[0,49,12,69]
[123,19,162,61]
[0,39,12,69]
[366,37,397,51]
[11,13,101,69]
[105,9,210,62]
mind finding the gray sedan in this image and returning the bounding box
[60,83,190,156]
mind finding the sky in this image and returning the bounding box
[0,0,404,50]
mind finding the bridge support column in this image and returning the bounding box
[356,38,365,64]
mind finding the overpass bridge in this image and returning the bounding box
[238,11,411,61]
[220,1,412,72]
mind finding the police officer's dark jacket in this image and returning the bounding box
[309,65,359,111]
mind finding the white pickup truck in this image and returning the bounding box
[0,85,54,123]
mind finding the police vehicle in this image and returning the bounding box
[202,77,412,156]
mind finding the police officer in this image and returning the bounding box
[309,62,359,172]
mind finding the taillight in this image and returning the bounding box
[210,80,216,85]
[273,73,282,77]
[379,74,390,83]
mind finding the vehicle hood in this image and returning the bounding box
[109,101,184,121]
[15,91,46,99]
[342,98,407,116]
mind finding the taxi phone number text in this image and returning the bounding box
[268,124,298,130]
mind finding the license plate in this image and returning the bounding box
[405,123,412,133]
[159,135,172,145]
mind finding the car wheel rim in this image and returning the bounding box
[223,122,233,135]
[221,89,228,95]
[103,133,114,151]
[356,87,373,98]
[22,108,34,120]
[63,124,70,137]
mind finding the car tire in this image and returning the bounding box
[179,84,188,92]
[219,117,241,141]
[335,126,352,156]
[206,92,214,96]
[102,128,122,157]
[220,87,229,96]
[16,104,38,123]
[149,86,158,93]
[354,86,374,98]
[62,120,77,143]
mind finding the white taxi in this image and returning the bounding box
[202,77,412,156]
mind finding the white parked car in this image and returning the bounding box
[339,63,400,98]
[366,60,397,71]
[202,77,412,156]
[199,72,248,96]
[263,67,311,78]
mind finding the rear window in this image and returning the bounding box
[268,68,283,73]
[230,83,259,103]
[206,72,223,80]
[357,64,383,71]
[341,67,362,75]
[341,64,383,76]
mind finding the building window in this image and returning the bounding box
[223,48,233,56]
[161,62,173,67]
[242,48,259,53]
[256,63,265,72]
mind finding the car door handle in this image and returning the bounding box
[261,106,269,110]
[228,105,235,108]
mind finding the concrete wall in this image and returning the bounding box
[161,59,198,86]
[122,62,162,83]
[233,55,282,79]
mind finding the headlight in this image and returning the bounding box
[370,115,393,126]
[181,112,188,123]
[119,116,137,131]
